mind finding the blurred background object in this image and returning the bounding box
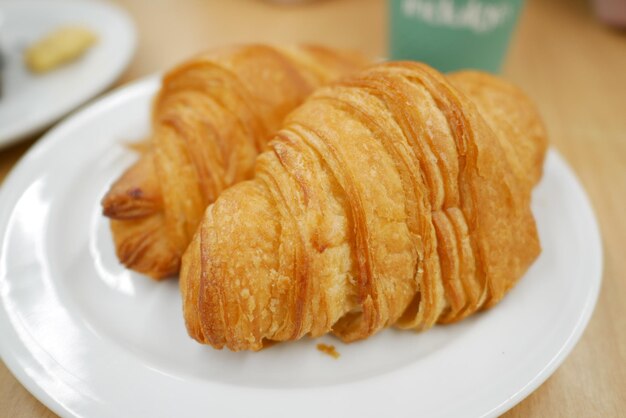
[262,0,323,4]
[592,0,626,26]
[0,11,4,99]
[389,0,524,72]
[24,25,98,74]
[110,0,382,79]
[0,0,135,149]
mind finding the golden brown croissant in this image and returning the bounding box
[180,62,548,351]
[101,45,369,279]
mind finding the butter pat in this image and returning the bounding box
[25,26,97,73]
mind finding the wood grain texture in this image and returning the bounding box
[0,0,624,416]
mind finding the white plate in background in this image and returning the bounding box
[0,0,136,148]
[0,76,603,418]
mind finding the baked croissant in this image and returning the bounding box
[180,62,548,351]
[101,45,368,279]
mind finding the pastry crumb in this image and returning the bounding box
[316,343,340,359]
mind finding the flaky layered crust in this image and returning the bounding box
[101,45,369,278]
[180,62,548,351]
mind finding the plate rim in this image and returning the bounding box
[0,75,604,418]
[0,75,159,418]
[0,0,137,149]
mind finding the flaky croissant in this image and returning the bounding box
[101,45,368,279]
[180,62,548,351]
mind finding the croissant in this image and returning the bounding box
[180,62,548,351]
[101,45,369,279]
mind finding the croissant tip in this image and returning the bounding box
[101,188,161,220]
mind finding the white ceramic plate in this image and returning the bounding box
[0,76,603,418]
[0,0,136,148]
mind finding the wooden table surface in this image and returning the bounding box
[1,0,625,416]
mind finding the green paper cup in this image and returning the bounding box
[390,0,524,73]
